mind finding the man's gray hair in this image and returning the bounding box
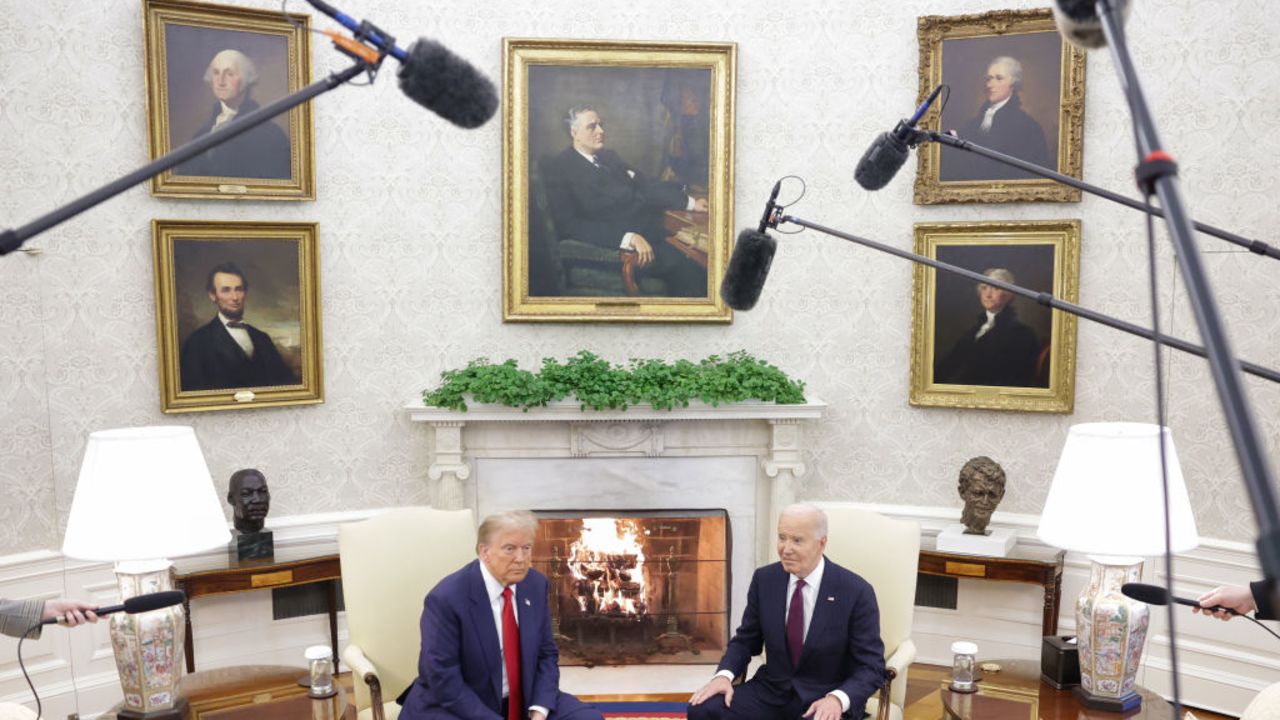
[476,510,538,552]
[564,105,599,134]
[981,267,1016,286]
[204,49,260,87]
[988,56,1023,87]
[779,503,828,540]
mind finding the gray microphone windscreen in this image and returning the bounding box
[854,131,910,191]
[398,39,499,129]
[720,229,777,311]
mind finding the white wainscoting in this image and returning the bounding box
[0,504,1271,717]
[844,502,1273,717]
[0,509,382,719]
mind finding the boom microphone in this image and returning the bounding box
[719,182,782,311]
[1052,0,1132,49]
[305,0,498,128]
[1120,582,1238,615]
[854,84,943,190]
[44,590,187,625]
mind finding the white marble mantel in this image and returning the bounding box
[406,398,827,566]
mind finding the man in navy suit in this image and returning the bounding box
[688,504,885,720]
[540,105,708,297]
[398,511,603,720]
[179,262,299,392]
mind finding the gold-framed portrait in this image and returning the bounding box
[914,9,1087,204]
[143,0,315,200]
[909,220,1081,413]
[502,38,737,323]
[153,220,323,413]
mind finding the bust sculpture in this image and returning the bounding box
[958,456,1007,536]
[227,468,273,559]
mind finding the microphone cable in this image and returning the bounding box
[19,622,44,720]
[769,176,808,236]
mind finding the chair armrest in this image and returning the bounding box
[341,644,385,720]
[885,638,916,678]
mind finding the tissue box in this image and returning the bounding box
[1040,635,1080,689]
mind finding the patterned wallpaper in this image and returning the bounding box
[1,0,1277,555]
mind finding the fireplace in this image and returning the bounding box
[534,510,729,666]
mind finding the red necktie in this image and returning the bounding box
[502,587,523,720]
[786,578,806,666]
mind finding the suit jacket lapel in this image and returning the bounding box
[465,561,503,702]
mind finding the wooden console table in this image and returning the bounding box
[175,552,342,673]
[919,538,1066,636]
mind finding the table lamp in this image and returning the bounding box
[62,426,231,719]
[1036,422,1199,711]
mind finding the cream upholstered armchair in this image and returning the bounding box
[339,507,476,720]
[817,504,920,720]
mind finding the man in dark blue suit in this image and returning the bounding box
[688,504,885,720]
[398,511,603,720]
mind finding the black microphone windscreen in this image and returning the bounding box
[122,590,186,614]
[854,132,910,191]
[398,39,499,129]
[1052,0,1131,49]
[1121,582,1170,605]
[720,229,777,311]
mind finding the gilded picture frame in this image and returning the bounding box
[153,220,323,413]
[502,38,737,322]
[909,220,1080,413]
[914,9,1087,204]
[143,0,315,201]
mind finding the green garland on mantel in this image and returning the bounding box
[422,351,806,412]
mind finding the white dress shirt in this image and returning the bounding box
[979,96,1011,133]
[714,557,850,712]
[478,563,549,718]
[974,310,999,340]
[219,313,255,358]
[213,101,240,130]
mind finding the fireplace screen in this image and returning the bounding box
[533,510,729,666]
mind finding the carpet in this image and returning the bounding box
[594,700,686,719]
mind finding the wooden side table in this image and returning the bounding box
[103,665,354,719]
[175,553,342,673]
[918,538,1066,636]
[940,658,1170,718]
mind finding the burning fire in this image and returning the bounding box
[567,518,648,617]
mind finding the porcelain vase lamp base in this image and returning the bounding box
[1073,556,1148,712]
[110,560,186,718]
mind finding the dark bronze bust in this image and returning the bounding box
[958,456,1006,536]
[227,468,273,560]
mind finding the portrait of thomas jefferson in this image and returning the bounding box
[930,245,1055,390]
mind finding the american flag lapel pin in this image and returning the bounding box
[525,598,532,606]
[827,596,836,602]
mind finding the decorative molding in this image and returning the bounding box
[407,399,828,424]
[570,422,663,457]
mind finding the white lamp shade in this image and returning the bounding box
[1037,422,1199,556]
[62,426,231,561]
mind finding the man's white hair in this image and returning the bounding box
[476,510,537,554]
[779,503,828,540]
[204,49,259,87]
[981,267,1016,286]
[988,56,1023,87]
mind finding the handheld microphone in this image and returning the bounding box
[304,0,498,128]
[1120,582,1238,616]
[719,182,781,311]
[45,590,187,626]
[1052,0,1132,49]
[854,84,943,190]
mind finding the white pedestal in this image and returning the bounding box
[936,524,1016,557]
